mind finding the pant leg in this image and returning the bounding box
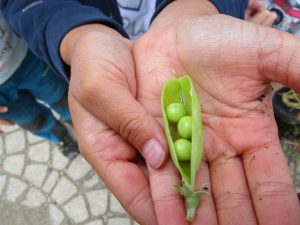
[31,67,71,121]
[16,53,71,122]
[0,89,67,143]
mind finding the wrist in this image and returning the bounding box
[60,24,123,65]
[151,0,218,28]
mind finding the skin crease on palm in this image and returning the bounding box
[62,6,300,225]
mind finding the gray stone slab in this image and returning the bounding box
[28,142,50,162]
[52,146,69,170]
[26,131,44,144]
[49,204,65,225]
[0,175,7,195]
[22,187,46,208]
[107,217,131,225]
[84,220,104,225]
[3,154,25,175]
[67,156,91,181]
[110,193,126,214]
[51,177,78,204]
[63,195,89,223]
[83,173,101,189]
[5,177,27,202]
[42,170,59,193]
[24,164,48,188]
[5,130,25,153]
[86,189,108,216]
[0,137,3,156]
[0,201,50,225]
[1,124,19,133]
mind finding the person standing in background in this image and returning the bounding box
[0,10,79,158]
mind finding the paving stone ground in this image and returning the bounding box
[1,125,300,225]
[0,125,139,225]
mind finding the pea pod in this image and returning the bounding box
[161,75,208,221]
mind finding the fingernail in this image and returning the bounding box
[142,139,165,169]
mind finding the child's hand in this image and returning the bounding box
[61,24,169,225]
[245,0,264,19]
[247,6,277,27]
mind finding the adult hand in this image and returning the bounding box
[60,24,169,225]
[133,10,300,225]
[0,106,14,135]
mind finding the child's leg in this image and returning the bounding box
[28,67,71,122]
[16,51,71,122]
[0,90,67,144]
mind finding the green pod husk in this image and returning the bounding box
[161,75,208,221]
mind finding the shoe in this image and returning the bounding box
[58,133,80,159]
[273,87,300,125]
[61,119,77,142]
[273,87,300,144]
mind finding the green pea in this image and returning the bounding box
[166,102,187,123]
[178,116,192,139]
[174,138,191,161]
[161,75,208,221]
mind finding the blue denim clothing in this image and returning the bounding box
[0,50,70,144]
[1,0,248,80]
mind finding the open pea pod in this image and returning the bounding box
[161,75,208,221]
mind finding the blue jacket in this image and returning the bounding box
[1,0,248,80]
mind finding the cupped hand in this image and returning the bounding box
[61,24,170,225]
[134,15,300,225]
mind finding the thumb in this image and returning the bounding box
[71,77,168,169]
[256,27,300,92]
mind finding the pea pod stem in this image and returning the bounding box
[177,182,209,221]
[161,75,208,221]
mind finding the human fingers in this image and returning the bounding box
[68,31,168,170]
[244,142,300,225]
[203,96,299,225]
[257,26,300,93]
[68,94,158,225]
[239,25,300,224]
[260,11,277,26]
[247,7,276,26]
[204,131,257,225]
[192,161,218,225]
[148,160,188,225]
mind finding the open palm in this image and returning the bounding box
[134,15,300,225]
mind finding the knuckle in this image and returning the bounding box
[152,191,180,204]
[215,191,251,211]
[76,79,99,104]
[118,111,150,144]
[126,184,151,214]
[253,180,295,201]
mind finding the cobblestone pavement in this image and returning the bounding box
[0,125,138,225]
[1,125,300,225]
